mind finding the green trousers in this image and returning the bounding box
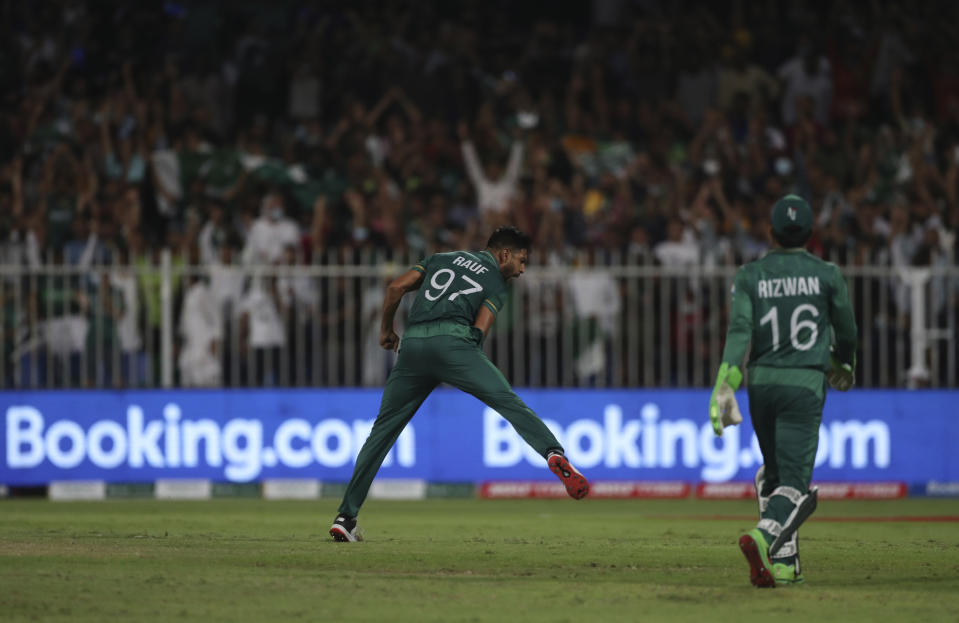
[748,381,824,562]
[337,334,564,517]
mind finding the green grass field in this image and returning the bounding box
[2,497,958,622]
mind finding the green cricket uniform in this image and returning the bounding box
[722,248,857,564]
[337,249,564,517]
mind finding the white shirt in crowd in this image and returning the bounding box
[460,140,524,214]
[241,213,300,265]
[178,279,222,387]
[277,269,317,314]
[0,228,42,268]
[777,55,832,126]
[566,270,622,380]
[654,230,701,267]
[567,271,621,335]
[109,269,142,352]
[151,150,183,217]
[198,220,224,265]
[521,252,569,338]
[209,262,245,315]
[238,280,286,348]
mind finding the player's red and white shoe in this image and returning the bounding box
[547,452,589,499]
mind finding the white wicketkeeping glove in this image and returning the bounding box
[709,363,743,437]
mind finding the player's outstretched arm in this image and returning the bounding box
[379,269,423,351]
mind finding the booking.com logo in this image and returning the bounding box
[5,404,415,481]
[482,403,890,482]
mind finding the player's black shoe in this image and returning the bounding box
[547,452,589,499]
[330,515,364,542]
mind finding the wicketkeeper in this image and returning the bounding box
[709,195,858,586]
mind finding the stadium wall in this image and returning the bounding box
[3,389,957,499]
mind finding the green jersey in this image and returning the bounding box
[405,250,508,334]
[722,249,857,389]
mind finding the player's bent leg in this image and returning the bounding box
[756,385,821,567]
[767,399,821,555]
[756,464,804,576]
[439,341,589,499]
[768,486,818,556]
[441,342,563,457]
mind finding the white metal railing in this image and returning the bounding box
[1,252,955,389]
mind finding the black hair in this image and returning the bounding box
[486,226,531,251]
[772,225,811,248]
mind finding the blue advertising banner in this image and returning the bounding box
[2,389,957,485]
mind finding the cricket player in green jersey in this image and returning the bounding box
[709,195,857,587]
[330,226,589,542]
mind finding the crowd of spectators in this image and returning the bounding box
[1,0,958,388]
